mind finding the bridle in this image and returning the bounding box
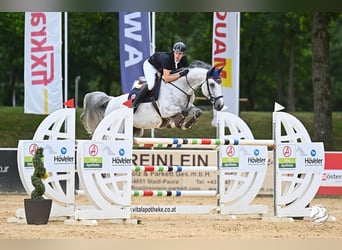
[168,72,223,107]
[204,76,223,105]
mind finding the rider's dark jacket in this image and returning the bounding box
[148,51,189,74]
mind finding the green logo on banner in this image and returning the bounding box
[222,157,239,167]
[84,157,103,169]
[278,158,296,168]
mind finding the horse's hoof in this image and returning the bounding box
[168,121,176,128]
[182,122,193,130]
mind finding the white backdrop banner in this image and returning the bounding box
[212,12,240,115]
[24,12,62,114]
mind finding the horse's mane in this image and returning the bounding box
[189,60,211,70]
[170,61,211,75]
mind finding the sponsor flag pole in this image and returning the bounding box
[64,12,68,107]
[150,12,155,138]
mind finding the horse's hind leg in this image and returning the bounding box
[181,107,202,130]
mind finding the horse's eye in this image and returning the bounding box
[215,78,222,84]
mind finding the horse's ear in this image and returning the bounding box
[207,67,216,77]
[212,66,224,78]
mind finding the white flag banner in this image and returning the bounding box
[212,12,240,115]
[24,12,62,114]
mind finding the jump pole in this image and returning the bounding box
[133,137,275,147]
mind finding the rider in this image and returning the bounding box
[132,41,190,112]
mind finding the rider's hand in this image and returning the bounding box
[179,69,189,77]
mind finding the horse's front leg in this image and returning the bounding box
[167,113,185,128]
[180,106,202,130]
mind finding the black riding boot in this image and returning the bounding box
[132,84,150,113]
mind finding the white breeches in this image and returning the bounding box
[143,60,158,90]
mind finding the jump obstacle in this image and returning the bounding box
[11,102,325,224]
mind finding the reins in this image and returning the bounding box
[168,73,222,107]
[168,74,204,108]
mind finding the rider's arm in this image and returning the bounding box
[162,68,183,82]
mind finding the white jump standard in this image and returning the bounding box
[75,105,270,220]
[11,102,326,225]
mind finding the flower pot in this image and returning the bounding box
[24,198,52,225]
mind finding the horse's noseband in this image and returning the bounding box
[205,76,223,104]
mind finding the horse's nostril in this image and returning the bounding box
[214,99,224,111]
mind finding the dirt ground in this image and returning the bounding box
[0,194,341,240]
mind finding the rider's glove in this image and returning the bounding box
[179,69,189,77]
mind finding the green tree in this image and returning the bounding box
[68,13,121,103]
[329,15,342,111]
[155,12,213,63]
[0,13,24,106]
[311,12,333,149]
[1,12,342,116]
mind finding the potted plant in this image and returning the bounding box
[24,147,52,225]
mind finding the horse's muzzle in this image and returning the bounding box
[213,96,224,111]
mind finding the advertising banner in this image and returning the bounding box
[20,140,75,173]
[212,12,240,115]
[132,149,217,191]
[0,149,25,193]
[24,12,62,114]
[318,152,342,195]
[79,140,132,172]
[119,12,151,94]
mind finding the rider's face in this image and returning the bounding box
[174,51,184,62]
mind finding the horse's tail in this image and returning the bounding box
[80,91,111,135]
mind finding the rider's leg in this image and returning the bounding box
[132,84,150,113]
[132,60,157,113]
[143,59,158,90]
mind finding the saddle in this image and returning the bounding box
[128,73,162,103]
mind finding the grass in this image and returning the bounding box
[0,106,341,150]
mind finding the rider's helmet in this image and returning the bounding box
[173,42,186,53]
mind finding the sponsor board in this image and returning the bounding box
[318,152,342,195]
[0,149,25,193]
[79,140,132,173]
[20,140,75,172]
[2,145,342,195]
[132,149,217,191]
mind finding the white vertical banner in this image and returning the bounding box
[24,12,62,114]
[212,12,240,116]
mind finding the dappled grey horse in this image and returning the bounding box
[81,62,224,137]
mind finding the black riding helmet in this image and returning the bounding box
[173,42,186,53]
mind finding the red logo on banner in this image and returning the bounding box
[29,144,39,155]
[282,146,292,157]
[226,146,235,157]
[30,12,55,86]
[89,144,98,156]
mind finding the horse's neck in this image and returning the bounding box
[173,68,206,93]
